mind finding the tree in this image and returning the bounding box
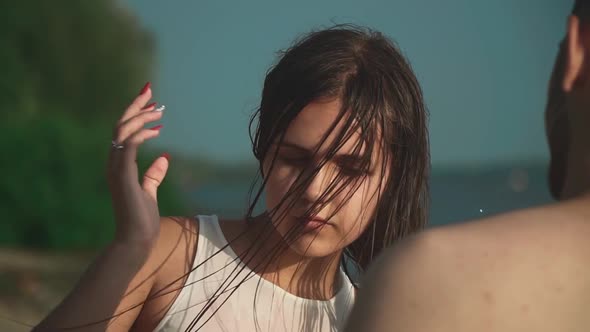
[0,0,185,249]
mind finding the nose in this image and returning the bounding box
[302,165,330,204]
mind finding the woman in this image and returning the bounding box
[34,24,429,332]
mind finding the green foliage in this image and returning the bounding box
[0,1,185,249]
[0,114,184,250]
[0,0,154,124]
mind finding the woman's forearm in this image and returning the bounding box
[33,242,153,332]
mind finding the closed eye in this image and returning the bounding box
[279,155,310,167]
[337,163,373,178]
[334,155,373,177]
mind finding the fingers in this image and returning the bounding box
[142,154,170,200]
[142,102,158,112]
[121,127,163,164]
[120,82,153,123]
[107,127,162,185]
[107,82,166,187]
[112,109,164,144]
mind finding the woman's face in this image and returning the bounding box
[263,98,390,258]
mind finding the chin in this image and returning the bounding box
[287,234,342,258]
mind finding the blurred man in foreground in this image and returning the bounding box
[345,1,590,331]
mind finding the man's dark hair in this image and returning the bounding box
[573,0,590,19]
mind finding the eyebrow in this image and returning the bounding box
[277,140,365,164]
[279,141,311,152]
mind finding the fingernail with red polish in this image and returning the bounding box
[149,124,163,131]
[142,102,157,110]
[139,82,151,95]
[162,152,171,161]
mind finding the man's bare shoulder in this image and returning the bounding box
[390,200,590,291]
[421,200,590,270]
[350,201,590,331]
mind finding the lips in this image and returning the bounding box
[298,216,331,231]
[310,216,327,223]
[299,215,327,223]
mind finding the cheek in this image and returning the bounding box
[264,162,298,209]
[335,177,383,241]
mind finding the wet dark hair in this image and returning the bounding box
[546,41,569,199]
[574,0,590,19]
[248,24,429,271]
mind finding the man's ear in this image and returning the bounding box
[563,15,589,92]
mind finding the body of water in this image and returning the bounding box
[191,163,553,226]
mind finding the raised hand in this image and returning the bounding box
[107,82,169,252]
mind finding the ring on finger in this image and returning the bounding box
[111,140,125,150]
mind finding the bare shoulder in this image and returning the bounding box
[391,200,590,265]
[156,216,199,270]
[347,204,590,331]
[422,202,590,273]
[132,216,199,330]
[379,202,590,298]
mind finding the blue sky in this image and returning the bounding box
[124,0,571,166]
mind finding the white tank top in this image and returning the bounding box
[154,215,356,332]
